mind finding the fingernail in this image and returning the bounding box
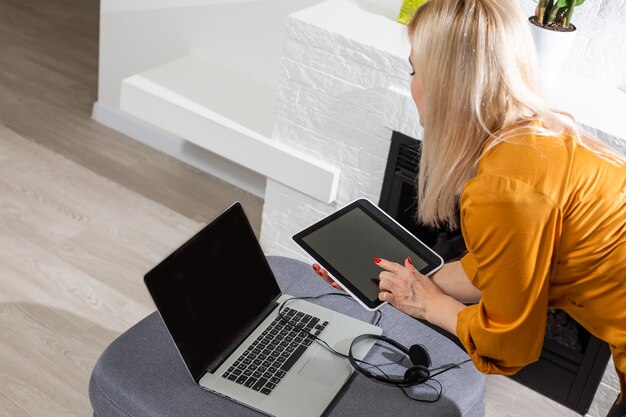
[331,283,338,288]
[317,271,324,277]
[406,257,413,265]
[312,264,319,271]
[374,258,381,263]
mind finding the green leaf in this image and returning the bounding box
[557,0,584,7]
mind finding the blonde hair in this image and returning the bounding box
[408,0,624,230]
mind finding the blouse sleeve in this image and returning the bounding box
[457,175,561,375]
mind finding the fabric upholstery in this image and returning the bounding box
[90,256,485,417]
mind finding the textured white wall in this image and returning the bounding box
[259,1,410,259]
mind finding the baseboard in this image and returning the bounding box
[91,102,266,199]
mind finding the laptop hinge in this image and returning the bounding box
[202,297,280,377]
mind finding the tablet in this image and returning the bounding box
[293,199,444,311]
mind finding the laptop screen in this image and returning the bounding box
[144,202,281,382]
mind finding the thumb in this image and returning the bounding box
[405,256,415,271]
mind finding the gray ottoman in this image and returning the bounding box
[89,256,485,417]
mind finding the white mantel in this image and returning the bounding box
[259,1,625,416]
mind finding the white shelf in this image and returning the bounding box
[120,55,340,203]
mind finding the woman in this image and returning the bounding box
[312,0,626,415]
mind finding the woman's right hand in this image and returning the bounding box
[311,263,344,291]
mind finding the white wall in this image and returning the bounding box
[98,0,330,110]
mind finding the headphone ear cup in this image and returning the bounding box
[408,344,431,368]
[404,365,430,385]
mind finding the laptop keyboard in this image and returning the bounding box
[221,307,328,395]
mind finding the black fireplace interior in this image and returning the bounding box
[378,130,611,415]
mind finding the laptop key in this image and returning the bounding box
[260,387,272,395]
[253,377,268,391]
[279,345,307,372]
[270,376,281,384]
[227,374,237,382]
[235,375,247,385]
[275,370,286,379]
[244,377,257,388]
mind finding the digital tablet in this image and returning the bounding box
[293,199,444,311]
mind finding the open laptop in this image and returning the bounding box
[144,202,382,417]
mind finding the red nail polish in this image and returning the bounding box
[374,258,381,263]
[318,271,324,276]
[312,264,319,271]
[406,257,413,265]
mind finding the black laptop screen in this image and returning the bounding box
[144,203,281,382]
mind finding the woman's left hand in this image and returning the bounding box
[376,257,447,322]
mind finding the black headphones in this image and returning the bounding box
[348,334,432,386]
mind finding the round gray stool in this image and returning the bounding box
[89,256,485,417]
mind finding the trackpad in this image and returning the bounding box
[298,346,347,386]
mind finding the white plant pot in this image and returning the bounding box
[528,18,577,85]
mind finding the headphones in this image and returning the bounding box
[348,334,432,386]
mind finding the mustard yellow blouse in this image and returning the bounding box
[456,126,626,396]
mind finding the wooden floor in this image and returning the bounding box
[0,0,586,416]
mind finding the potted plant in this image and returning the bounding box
[529,0,585,83]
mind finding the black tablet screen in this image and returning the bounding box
[301,206,429,302]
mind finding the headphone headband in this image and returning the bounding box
[348,333,431,386]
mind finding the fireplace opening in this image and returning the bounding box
[379,130,611,415]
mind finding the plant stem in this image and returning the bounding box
[547,4,560,24]
[564,0,576,28]
[536,0,546,24]
[544,0,555,25]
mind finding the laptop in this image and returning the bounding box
[144,202,382,417]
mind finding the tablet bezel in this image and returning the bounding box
[293,198,444,311]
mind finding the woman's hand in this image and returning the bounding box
[311,263,343,291]
[376,257,457,325]
[376,257,443,320]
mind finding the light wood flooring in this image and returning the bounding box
[0,0,588,415]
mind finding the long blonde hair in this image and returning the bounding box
[408,0,623,230]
